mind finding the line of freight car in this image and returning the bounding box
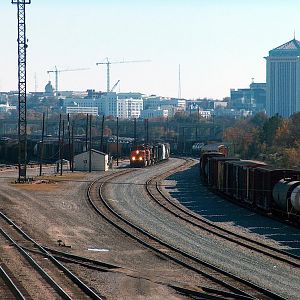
[130,143,170,168]
[200,152,300,225]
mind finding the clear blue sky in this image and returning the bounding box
[1,0,300,99]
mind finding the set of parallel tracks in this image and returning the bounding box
[87,163,287,300]
[0,203,106,299]
[146,158,300,268]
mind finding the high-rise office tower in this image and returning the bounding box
[265,39,300,117]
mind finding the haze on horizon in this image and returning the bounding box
[1,0,300,99]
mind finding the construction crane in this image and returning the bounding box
[47,66,89,96]
[110,80,120,92]
[12,0,31,182]
[96,58,151,92]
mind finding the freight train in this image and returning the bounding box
[199,143,300,224]
[130,143,170,167]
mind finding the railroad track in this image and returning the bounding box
[146,158,300,269]
[0,210,103,300]
[0,264,26,300]
[87,164,286,300]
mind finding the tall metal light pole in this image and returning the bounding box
[12,0,31,182]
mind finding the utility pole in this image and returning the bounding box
[166,117,169,140]
[116,117,119,166]
[182,127,185,154]
[147,119,149,144]
[71,121,74,172]
[45,107,49,135]
[100,115,105,152]
[144,119,147,143]
[85,114,89,151]
[39,112,45,176]
[134,118,137,145]
[12,0,31,182]
[40,113,45,176]
[67,113,71,170]
[60,119,64,176]
[58,114,61,173]
[89,115,92,172]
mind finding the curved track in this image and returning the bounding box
[146,158,300,268]
[87,165,286,300]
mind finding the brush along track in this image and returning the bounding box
[87,166,285,300]
[0,211,103,300]
[147,158,300,268]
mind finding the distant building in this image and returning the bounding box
[198,110,211,119]
[66,106,98,115]
[0,101,17,113]
[140,108,168,119]
[63,92,143,118]
[143,96,186,111]
[265,38,300,117]
[44,81,54,97]
[188,99,227,111]
[214,108,252,118]
[230,82,266,112]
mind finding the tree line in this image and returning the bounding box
[223,112,300,168]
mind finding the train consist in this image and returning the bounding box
[199,143,300,224]
[130,143,170,167]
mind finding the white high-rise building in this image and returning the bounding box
[265,39,300,117]
[63,92,143,118]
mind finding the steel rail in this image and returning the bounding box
[0,227,73,300]
[0,211,103,300]
[146,160,300,268]
[0,265,26,300]
[87,170,286,300]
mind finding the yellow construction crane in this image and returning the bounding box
[96,58,151,92]
[47,66,89,96]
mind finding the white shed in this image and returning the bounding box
[74,149,109,171]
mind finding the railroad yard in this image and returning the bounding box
[1,158,300,300]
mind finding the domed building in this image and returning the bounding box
[45,81,54,96]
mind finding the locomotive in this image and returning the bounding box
[130,143,170,167]
[199,144,300,224]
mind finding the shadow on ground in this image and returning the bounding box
[166,164,300,255]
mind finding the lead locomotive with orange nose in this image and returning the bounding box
[130,143,170,167]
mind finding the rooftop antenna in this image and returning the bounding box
[251,77,255,84]
[294,29,296,40]
[178,64,181,99]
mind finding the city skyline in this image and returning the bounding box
[1,0,300,99]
